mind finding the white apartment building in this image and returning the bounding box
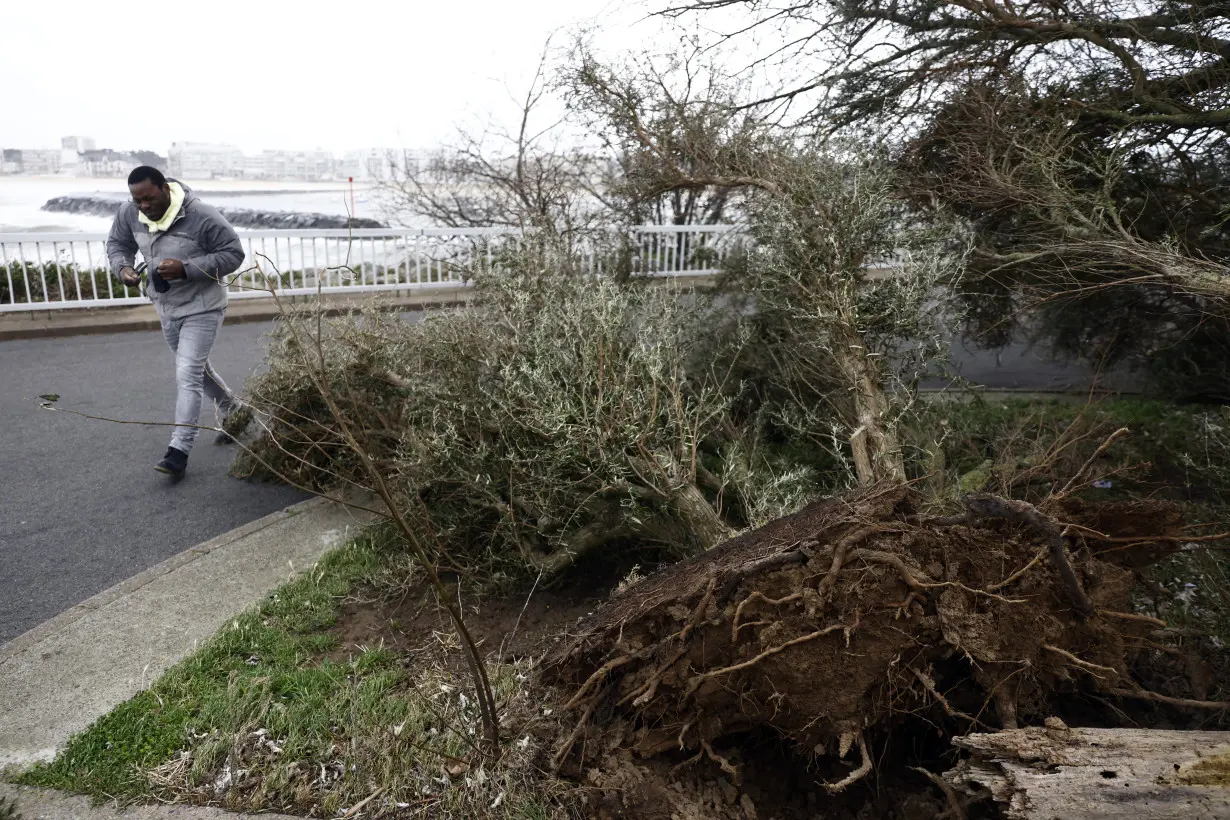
[168,142,244,179]
[261,149,334,181]
[61,136,96,153]
[340,148,403,181]
[18,150,62,175]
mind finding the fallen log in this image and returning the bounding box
[945,724,1230,819]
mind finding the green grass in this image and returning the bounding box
[14,527,565,818]
[16,533,387,799]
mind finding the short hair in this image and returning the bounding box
[128,166,167,187]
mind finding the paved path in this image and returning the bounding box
[0,322,306,645]
[937,331,1141,393]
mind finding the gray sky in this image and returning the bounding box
[2,0,653,155]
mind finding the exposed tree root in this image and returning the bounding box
[824,731,872,794]
[912,765,968,820]
[684,622,853,696]
[544,484,1201,817]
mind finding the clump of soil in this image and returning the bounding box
[328,573,609,664]
[543,484,1200,818]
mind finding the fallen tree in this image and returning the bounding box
[543,483,1223,817]
[946,724,1230,819]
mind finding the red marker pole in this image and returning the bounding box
[348,176,355,220]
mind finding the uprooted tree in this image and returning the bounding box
[568,48,968,485]
[545,481,1228,815]
[221,26,1230,817]
[237,64,966,588]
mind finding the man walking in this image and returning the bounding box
[107,166,245,476]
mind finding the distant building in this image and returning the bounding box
[261,149,335,181]
[1,149,21,175]
[15,149,62,175]
[61,136,97,152]
[168,142,243,179]
[240,155,267,180]
[0,143,165,176]
[341,149,397,181]
[79,149,164,178]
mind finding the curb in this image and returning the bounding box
[0,289,471,342]
[0,782,302,819]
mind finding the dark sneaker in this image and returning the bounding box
[155,447,189,475]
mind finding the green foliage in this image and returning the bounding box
[237,264,788,576]
[913,398,1230,504]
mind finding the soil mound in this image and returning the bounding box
[546,485,1185,817]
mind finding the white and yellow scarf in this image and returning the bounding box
[138,181,186,234]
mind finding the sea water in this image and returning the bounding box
[0,177,384,233]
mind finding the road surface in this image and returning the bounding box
[0,322,306,645]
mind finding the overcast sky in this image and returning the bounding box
[2,0,660,155]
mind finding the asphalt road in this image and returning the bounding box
[0,312,1143,647]
[0,321,306,645]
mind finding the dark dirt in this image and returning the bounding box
[320,486,1224,819]
[328,573,612,665]
[542,484,1217,819]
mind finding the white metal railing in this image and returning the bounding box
[0,225,745,312]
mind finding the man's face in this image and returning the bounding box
[129,180,171,221]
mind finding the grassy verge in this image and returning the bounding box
[15,528,567,819]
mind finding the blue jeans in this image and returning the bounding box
[159,309,237,454]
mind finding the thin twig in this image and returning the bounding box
[732,591,803,641]
[1109,688,1230,711]
[1098,609,1167,627]
[1055,426,1131,498]
[989,547,1048,592]
[499,569,544,661]
[912,767,967,820]
[910,666,983,727]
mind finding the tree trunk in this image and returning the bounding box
[945,725,1230,820]
[830,325,905,485]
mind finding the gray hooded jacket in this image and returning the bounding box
[106,180,244,319]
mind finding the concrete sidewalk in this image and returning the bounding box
[0,782,301,820]
[0,495,377,771]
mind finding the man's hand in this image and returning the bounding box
[157,259,187,280]
[119,266,140,287]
